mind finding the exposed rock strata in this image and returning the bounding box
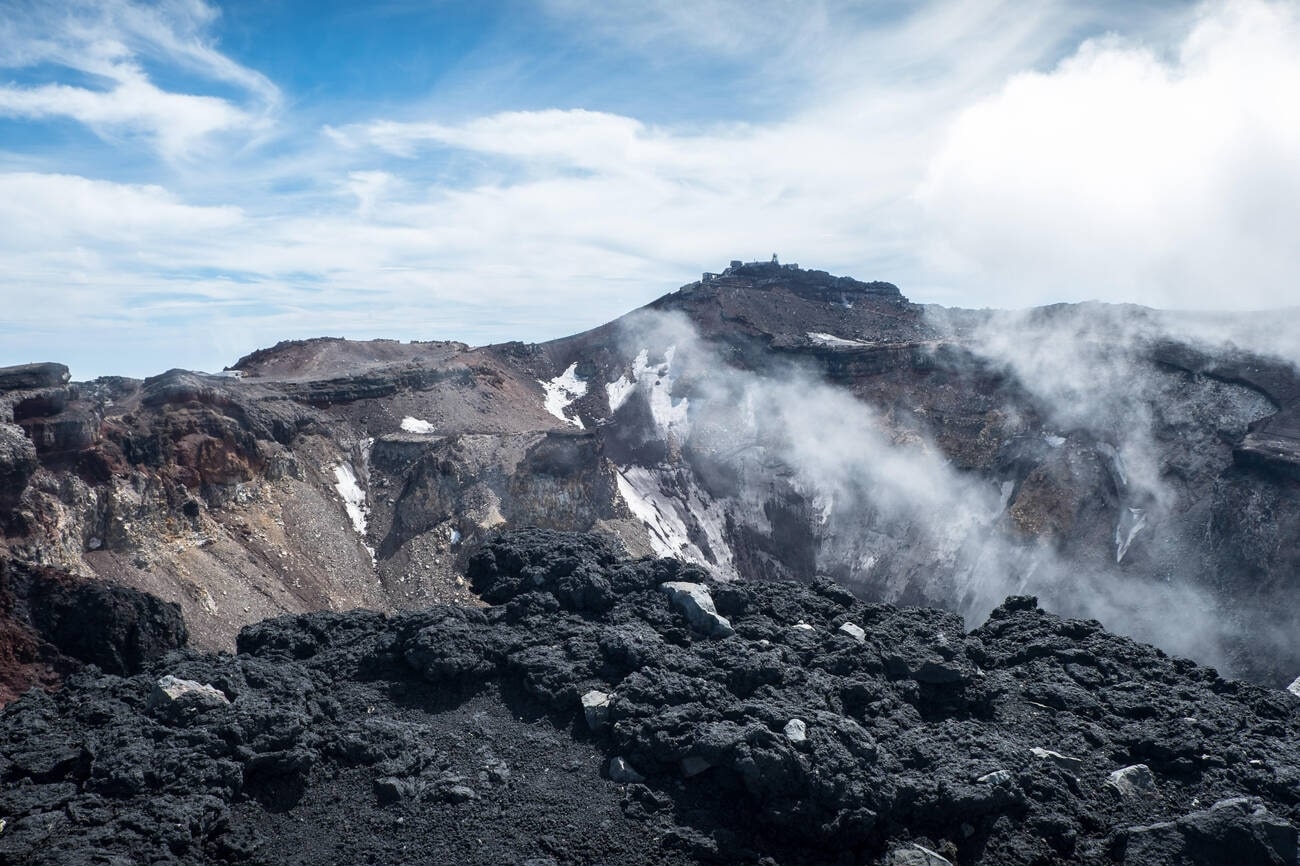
[2,263,1300,700]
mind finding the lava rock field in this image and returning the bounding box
[0,528,1296,865]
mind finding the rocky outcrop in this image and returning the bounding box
[0,559,187,703]
[0,530,1296,865]
[0,423,37,519]
[1152,339,1300,481]
[0,363,69,392]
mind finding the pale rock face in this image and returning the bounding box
[1030,747,1084,773]
[146,675,230,717]
[977,769,1012,785]
[839,622,866,642]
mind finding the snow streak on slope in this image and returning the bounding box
[605,351,642,412]
[541,363,587,428]
[332,445,376,562]
[615,467,689,559]
[614,465,733,574]
[807,332,870,347]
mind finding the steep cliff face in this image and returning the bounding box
[1,262,1298,698]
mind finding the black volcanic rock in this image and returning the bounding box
[0,560,187,703]
[14,563,188,676]
[1,529,1295,865]
[0,362,69,392]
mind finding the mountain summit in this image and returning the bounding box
[1,262,1299,693]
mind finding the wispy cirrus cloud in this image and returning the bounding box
[0,0,278,159]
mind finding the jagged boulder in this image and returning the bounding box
[146,674,230,724]
[3,561,187,677]
[659,581,734,637]
[1117,797,1297,865]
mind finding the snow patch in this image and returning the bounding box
[332,457,375,561]
[605,349,646,412]
[541,363,587,428]
[1043,434,1066,448]
[1115,507,1147,563]
[606,348,690,440]
[400,416,435,434]
[807,332,870,348]
[616,468,691,558]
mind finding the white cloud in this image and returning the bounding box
[0,0,277,159]
[0,172,242,246]
[3,0,1299,379]
[916,0,1300,310]
[0,71,257,160]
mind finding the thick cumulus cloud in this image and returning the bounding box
[917,0,1300,309]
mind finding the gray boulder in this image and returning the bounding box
[838,622,866,642]
[1120,797,1297,865]
[977,769,1012,785]
[659,581,733,637]
[783,718,808,743]
[680,756,713,777]
[1107,764,1156,798]
[1030,746,1083,773]
[146,675,230,721]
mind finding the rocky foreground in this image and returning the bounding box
[1,529,1298,865]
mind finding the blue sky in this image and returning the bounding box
[2,0,1299,378]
